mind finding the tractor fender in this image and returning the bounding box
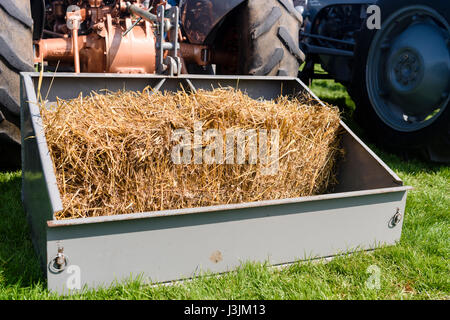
[180,0,245,44]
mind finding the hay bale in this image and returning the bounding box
[40,87,343,220]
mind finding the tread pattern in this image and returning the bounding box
[250,47,284,75]
[0,36,34,72]
[251,7,282,40]
[0,118,20,144]
[277,0,303,24]
[0,0,34,167]
[277,26,306,62]
[242,0,305,77]
[0,86,19,115]
[0,1,33,29]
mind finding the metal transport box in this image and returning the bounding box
[20,73,411,294]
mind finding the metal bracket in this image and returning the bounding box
[389,208,403,228]
[48,246,69,274]
[156,5,181,76]
[123,4,154,37]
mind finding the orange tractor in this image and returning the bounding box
[0,0,304,169]
[0,0,449,167]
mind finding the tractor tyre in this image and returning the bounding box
[0,0,34,169]
[238,0,305,76]
[350,0,450,162]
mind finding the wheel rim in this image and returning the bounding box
[366,5,450,132]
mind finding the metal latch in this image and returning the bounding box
[389,208,403,228]
[48,246,69,273]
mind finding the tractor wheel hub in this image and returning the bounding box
[386,22,450,117]
[392,51,420,87]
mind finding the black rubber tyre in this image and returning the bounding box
[238,0,305,76]
[0,0,34,169]
[350,0,450,163]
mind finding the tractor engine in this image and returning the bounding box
[34,0,201,74]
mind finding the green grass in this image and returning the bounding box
[0,77,449,300]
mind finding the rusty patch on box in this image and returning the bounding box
[210,250,223,263]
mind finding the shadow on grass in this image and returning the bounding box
[0,172,44,288]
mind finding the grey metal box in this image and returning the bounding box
[20,73,411,294]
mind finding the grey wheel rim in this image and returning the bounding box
[366,5,450,132]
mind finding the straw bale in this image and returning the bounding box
[40,87,343,219]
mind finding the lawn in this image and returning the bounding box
[0,77,448,300]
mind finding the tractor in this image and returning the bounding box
[0,0,449,169]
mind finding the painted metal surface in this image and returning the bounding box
[20,73,410,293]
[47,189,408,294]
[366,5,450,132]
